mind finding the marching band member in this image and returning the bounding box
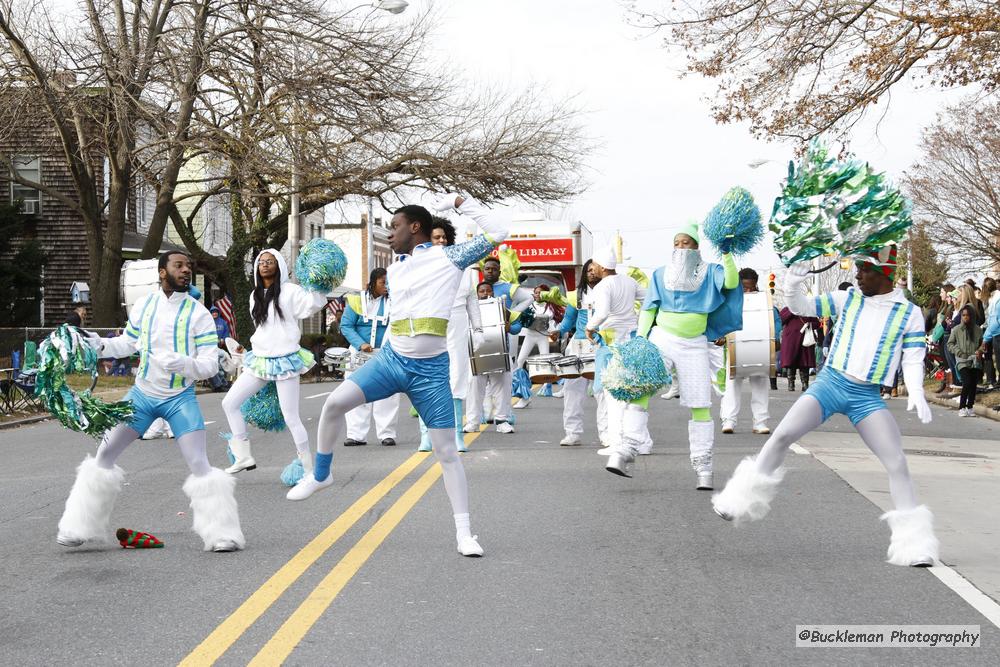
[341,268,399,447]
[221,249,327,476]
[609,223,741,487]
[584,246,645,455]
[555,259,606,446]
[720,268,782,435]
[291,194,508,557]
[416,216,483,453]
[713,247,939,567]
[464,254,532,433]
[59,251,245,552]
[511,285,558,409]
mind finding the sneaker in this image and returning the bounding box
[343,439,367,447]
[380,438,397,447]
[457,535,484,557]
[560,434,582,446]
[462,423,479,433]
[212,540,240,553]
[636,442,652,456]
[286,474,334,501]
[721,422,735,434]
[512,398,531,409]
[496,421,515,434]
[596,446,614,456]
[752,425,771,435]
[551,390,565,398]
[966,408,978,418]
[661,385,680,400]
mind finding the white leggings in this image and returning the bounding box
[96,425,211,477]
[755,394,918,510]
[222,373,308,448]
[318,381,469,515]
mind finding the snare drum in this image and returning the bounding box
[349,350,373,372]
[323,346,351,373]
[526,353,562,383]
[469,297,512,375]
[579,354,596,379]
[555,355,581,379]
[726,291,777,379]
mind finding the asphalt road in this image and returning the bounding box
[1,380,998,665]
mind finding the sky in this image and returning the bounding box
[399,0,968,274]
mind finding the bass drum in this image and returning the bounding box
[726,291,777,379]
[120,259,161,310]
[469,297,512,375]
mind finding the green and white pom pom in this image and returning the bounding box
[770,141,912,266]
[240,381,287,432]
[294,238,348,293]
[34,324,134,437]
[602,337,671,402]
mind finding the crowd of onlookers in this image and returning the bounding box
[923,277,999,415]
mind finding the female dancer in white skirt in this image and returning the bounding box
[221,249,326,480]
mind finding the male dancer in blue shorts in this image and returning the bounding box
[712,247,939,567]
[288,194,508,557]
[57,251,245,552]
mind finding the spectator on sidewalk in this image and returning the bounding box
[981,277,997,388]
[779,306,821,391]
[948,304,984,417]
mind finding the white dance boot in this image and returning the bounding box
[881,505,939,567]
[57,456,124,547]
[183,468,246,552]
[712,456,785,524]
[225,436,256,474]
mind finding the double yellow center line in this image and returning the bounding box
[180,428,485,665]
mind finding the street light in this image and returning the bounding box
[289,0,408,279]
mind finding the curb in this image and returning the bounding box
[927,393,1000,422]
[0,414,51,430]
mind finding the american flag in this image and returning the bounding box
[326,297,344,319]
[214,295,237,338]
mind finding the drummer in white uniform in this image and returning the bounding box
[341,268,399,446]
[720,268,782,435]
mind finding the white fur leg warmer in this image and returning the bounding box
[183,468,246,551]
[881,505,939,567]
[712,456,785,525]
[57,456,124,544]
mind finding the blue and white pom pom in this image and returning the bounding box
[240,381,287,432]
[281,458,305,486]
[703,186,764,256]
[295,238,348,293]
[601,337,671,402]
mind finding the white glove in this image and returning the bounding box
[906,392,933,424]
[82,331,105,354]
[472,330,485,353]
[159,351,189,374]
[787,262,812,279]
[431,192,462,212]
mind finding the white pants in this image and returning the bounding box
[465,371,512,428]
[562,376,608,442]
[720,375,770,429]
[345,395,400,442]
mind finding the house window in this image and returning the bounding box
[134,182,148,231]
[10,156,41,214]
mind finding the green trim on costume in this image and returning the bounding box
[345,294,363,314]
[832,290,863,368]
[656,311,708,338]
[390,317,449,337]
[869,304,909,383]
[629,395,650,409]
[691,407,711,422]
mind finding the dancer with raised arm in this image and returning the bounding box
[220,250,327,479]
[289,194,509,557]
[713,247,939,567]
[58,251,245,552]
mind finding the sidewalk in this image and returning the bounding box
[796,429,1000,605]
